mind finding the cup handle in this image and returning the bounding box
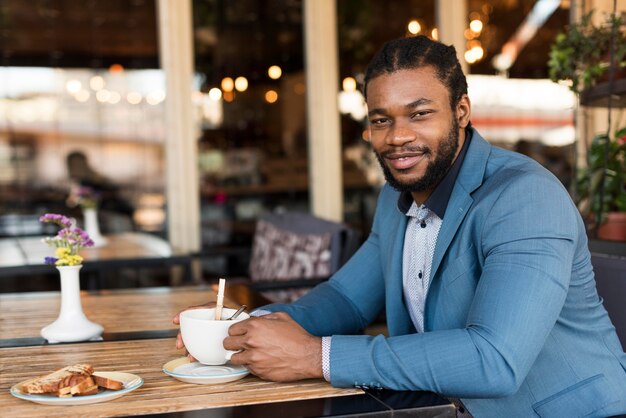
[225,350,241,361]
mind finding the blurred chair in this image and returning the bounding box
[247,211,360,303]
[592,251,626,349]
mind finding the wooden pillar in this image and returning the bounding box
[156,0,200,254]
[303,0,343,222]
[435,0,468,74]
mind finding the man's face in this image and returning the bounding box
[366,66,468,202]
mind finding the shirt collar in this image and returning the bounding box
[397,127,473,218]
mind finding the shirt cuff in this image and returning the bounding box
[250,309,272,317]
[322,336,332,382]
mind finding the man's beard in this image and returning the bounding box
[375,119,460,193]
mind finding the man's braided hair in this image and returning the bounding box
[363,35,468,112]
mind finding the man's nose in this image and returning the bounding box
[387,124,416,145]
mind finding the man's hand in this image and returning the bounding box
[173,302,217,360]
[224,311,323,382]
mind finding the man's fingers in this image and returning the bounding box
[176,332,184,349]
[228,317,255,336]
[228,349,250,366]
[223,335,248,351]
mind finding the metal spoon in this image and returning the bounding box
[227,305,247,320]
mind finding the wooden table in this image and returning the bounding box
[1,338,364,418]
[0,285,269,346]
[0,286,456,417]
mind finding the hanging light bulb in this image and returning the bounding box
[268,65,282,80]
[127,91,142,105]
[208,87,222,101]
[146,90,166,105]
[221,77,234,92]
[234,77,248,92]
[96,89,111,103]
[407,20,421,35]
[108,63,124,74]
[265,90,278,103]
[65,80,82,95]
[470,19,483,34]
[90,75,105,91]
[342,77,357,92]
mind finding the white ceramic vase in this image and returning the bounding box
[40,265,104,343]
[83,207,107,247]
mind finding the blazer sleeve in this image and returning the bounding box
[327,172,579,397]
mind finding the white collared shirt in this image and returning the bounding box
[402,202,443,332]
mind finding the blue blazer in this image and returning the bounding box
[264,130,626,418]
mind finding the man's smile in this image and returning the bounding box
[385,151,428,171]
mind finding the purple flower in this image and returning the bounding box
[67,186,100,210]
[73,227,94,248]
[39,213,94,265]
[39,213,72,228]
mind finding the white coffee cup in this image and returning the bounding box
[179,307,250,365]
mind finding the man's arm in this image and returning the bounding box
[327,173,578,397]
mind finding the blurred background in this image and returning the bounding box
[0,0,623,290]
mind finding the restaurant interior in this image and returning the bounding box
[1,0,625,416]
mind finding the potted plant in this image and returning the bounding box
[576,127,626,241]
[550,11,626,241]
[548,11,626,96]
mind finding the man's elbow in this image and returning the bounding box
[474,367,523,398]
[482,378,520,398]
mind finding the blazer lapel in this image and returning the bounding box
[430,132,491,284]
[386,209,416,336]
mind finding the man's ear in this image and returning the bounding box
[362,126,371,142]
[456,94,471,129]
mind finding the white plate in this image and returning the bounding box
[10,371,143,406]
[162,357,249,384]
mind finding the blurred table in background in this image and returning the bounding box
[0,232,193,286]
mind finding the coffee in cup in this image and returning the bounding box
[179,307,250,365]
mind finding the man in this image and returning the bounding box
[175,36,626,417]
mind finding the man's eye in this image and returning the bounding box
[370,118,388,126]
[411,111,429,119]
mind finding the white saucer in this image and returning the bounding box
[162,357,249,384]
